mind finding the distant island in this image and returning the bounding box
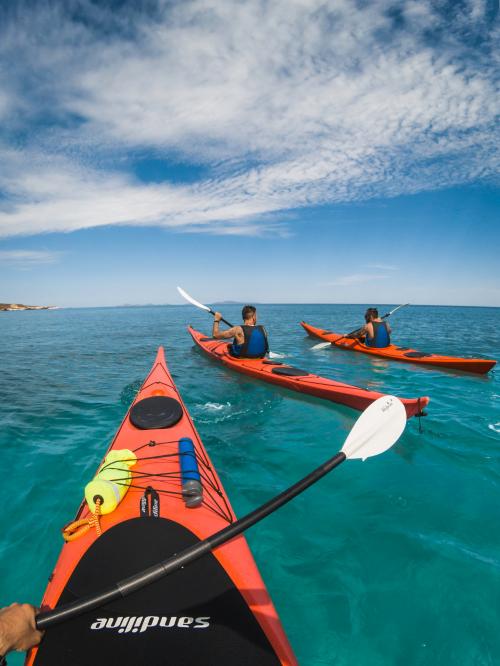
[0,303,57,311]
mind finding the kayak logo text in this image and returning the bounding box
[90,616,211,634]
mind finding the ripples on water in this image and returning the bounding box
[1,304,499,665]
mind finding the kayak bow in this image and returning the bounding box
[27,347,296,666]
[301,321,496,374]
[188,327,429,419]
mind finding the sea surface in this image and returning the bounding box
[1,304,499,665]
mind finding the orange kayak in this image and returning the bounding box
[189,327,429,419]
[301,321,496,374]
[27,347,296,666]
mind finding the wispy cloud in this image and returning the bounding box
[367,264,399,271]
[0,249,61,267]
[324,274,390,287]
[0,0,498,238]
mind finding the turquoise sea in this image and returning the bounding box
[1,304,499,665]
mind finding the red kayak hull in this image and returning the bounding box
[189,327,429,419]
[301,321,496,374]
[27,347,296,666]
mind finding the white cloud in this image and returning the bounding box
[0,0,498,238]
[0,249,61,267]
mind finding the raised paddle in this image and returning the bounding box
[177,286,283,359]
[177,286,233,327]
[36,395,406,629]
[311,303,410,350]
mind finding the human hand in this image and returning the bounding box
[0,603,43,654]
[213,312,222,322]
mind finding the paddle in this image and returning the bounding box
[36,395,406,630]
[177,286,233,328]
[177,286,283,359]
[311,303,410,350]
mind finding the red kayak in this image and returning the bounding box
[189,327,429,419]
[27,347,296,665]
[301,321,496,374]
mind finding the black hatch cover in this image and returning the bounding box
[271,366,309,377]
[130,396,183,429]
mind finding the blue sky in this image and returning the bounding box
[0,0,498,307]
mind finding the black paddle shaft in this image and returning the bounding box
[208,308,233,328]
[36,451,346,630]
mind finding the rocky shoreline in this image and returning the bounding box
[0,303,57,311]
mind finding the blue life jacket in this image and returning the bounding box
[365,321,390,348]
[230,325,269,359]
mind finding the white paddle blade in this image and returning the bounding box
[311,341,332,350]
[177,286,211,312]
[388,303,410,316]
[341,396,406,461]
[268,351,285,359]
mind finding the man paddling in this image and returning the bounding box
[356,307,391,348]
[0,603,43,659]
[212,305,269,358]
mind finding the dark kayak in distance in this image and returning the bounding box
[189,327,429,419]
[301,322,496,375]
[28,347,296,666]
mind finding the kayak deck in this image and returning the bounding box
[301,321,496,374]
[188,327,429,419]
[27,347,295,666]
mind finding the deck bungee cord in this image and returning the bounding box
[63,440,234,544]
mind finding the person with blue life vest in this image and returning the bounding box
[212,305,269,358]
[360,307,391,348]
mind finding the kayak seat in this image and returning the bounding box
[34,518,281,665]
[130,396,183,429]
[262,360,283,365]
[271,367,309,377]
[404,351,433,358]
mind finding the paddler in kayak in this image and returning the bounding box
[212,305,270,358]
[355,307,391,348]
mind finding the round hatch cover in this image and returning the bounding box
[130,396,183,429]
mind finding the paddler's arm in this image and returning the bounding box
[346,325,367,340]
[357,322,372,342]
[0,603,43,657]
[212,313,241,340]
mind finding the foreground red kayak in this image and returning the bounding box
[301,322,496,375]
[189,327,429,419]
[27,347,296,665]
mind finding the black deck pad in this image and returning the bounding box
[199,337,218,342]
[271,366,309,377]
[262,360,283,365]
[321,330,334,335]
[34,518,281,665]
[395,347,410,351]
[403,351,433,358]
[130,396,183,429]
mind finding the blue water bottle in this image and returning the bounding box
[179,437,203,508]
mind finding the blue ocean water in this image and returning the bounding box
[1,304,499,665]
